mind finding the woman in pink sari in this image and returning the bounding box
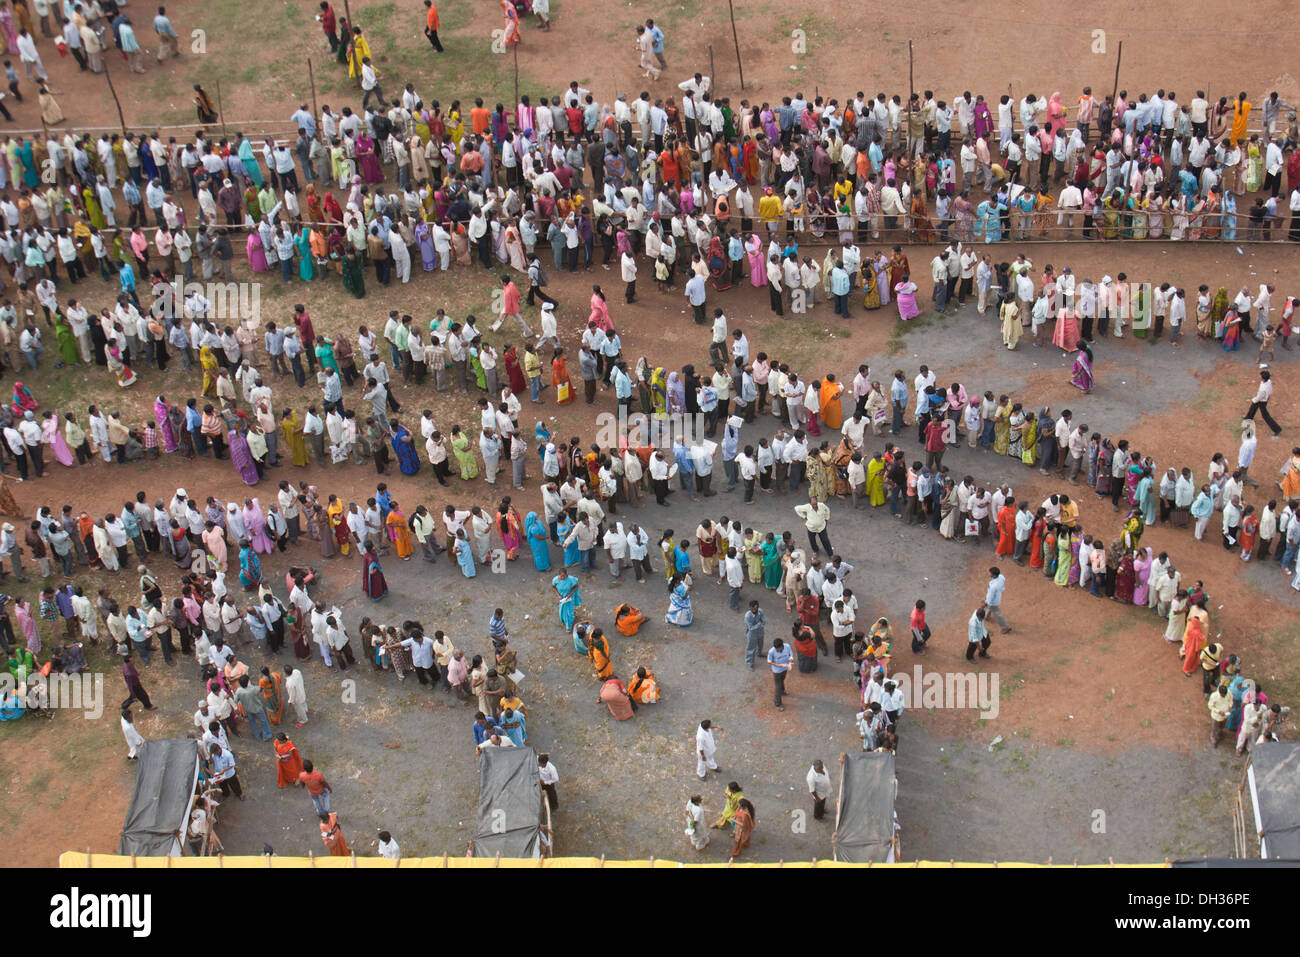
[202,521,228,573]
[746,233,765,287]
[241,498,275,554]
[154,395,179,453]
[356,133,383,185]
[1045,92,1067,138]
[246,230,268,272]
[41,412,74,466]
[497,503,523,560]
[588,286,613,331]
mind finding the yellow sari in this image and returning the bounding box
[199,345,219,397]
[327,499,349,556]
[865,455,886,507]
[281,411,309,467]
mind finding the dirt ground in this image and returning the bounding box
[0,0,1293,864]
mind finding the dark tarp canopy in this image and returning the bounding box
[470,746,542,858]
[832,751,896,863]
[1250,742,1300,860]
[118,739,200,856]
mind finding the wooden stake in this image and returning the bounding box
[343,0,360,88]
[512,43,519,107]
[1111,41,1122,108]
[708,44,716,99]
[103,58,127,134]
[907,40,915,157]
[216,78,228,139]
[308,58,320,137]
[726,0,744,91]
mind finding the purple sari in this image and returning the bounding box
[155,398,179,452]
[242,501,275,554]
[229,431,260,485]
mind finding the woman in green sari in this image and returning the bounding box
[650,366,668,418]
[992,398,1011,455]
[82,186,105,229]
[450,426,478,479]
[341,248,366,298]
[1020,411,1038,467]
[295,227,315,281]
[761,533,782,590]
[806,443,833,501]
[635,357,653,415]
[1054,528,1072,586]
[53,312,79,367]
[468,340,487,391]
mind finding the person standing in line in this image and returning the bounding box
[538,752,559,810]
[695,718,721,779]
[794,496,832,556]
[767,636,793,711]
[208,742,243,800]
[807,759,832,820]
[982,566,1012,633]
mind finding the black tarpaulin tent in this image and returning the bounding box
[832,751,898,863]
[470,746,550,859]
[118,739,200,856]
[1246,741,1300,860]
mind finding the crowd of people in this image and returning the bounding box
[2,0,1295,861]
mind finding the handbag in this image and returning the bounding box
[556,381,571,403]
[964,518,980,537]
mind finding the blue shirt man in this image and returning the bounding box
[648,24,664,54]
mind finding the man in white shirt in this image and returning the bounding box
[806,760,832,820]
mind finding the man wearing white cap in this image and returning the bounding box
[537,302,559,352]
[18,411,43,477]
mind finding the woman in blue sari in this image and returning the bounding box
[524,511,551,571]
[19,139,37,188]
[552,572,582,630]
[295,227,315,281]
[665,572,693,626]
[454,529,476,577]
[557,512,580,567]
[390,420,421,475]
[238,541,262,590]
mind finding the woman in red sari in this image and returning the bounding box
[321,190,343,225]
[306,185,324,224]
[1028,513,1046,569]
[1113,550,1136,603]
[502,344,527,394]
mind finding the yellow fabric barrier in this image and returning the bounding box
[60,852,1166,868]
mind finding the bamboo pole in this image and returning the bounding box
[726,0,744,90]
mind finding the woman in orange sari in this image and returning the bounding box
[319,811,350,855]
[386,504,413,560]
[910,191,935,242]
[1280,450,1300,499]
[306,185,324,224]
[260,668,284,725]
[1181,614,1207,676]
[274,732,302,787]
[819,374,845,431]
[552,347,574,404]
